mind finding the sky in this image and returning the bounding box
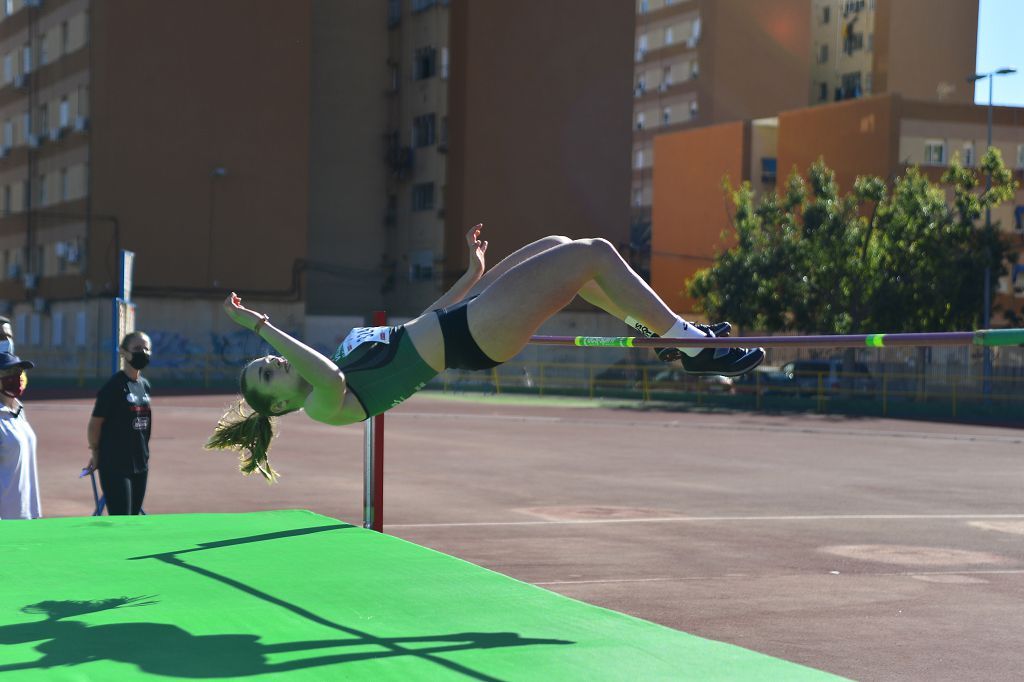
[973,0,1024,106]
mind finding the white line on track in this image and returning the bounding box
[532,569,1024,586]
[388,513,1024,529]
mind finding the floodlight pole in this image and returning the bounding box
[968,67,1017,397]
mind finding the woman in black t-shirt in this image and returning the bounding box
[85,331,152,515]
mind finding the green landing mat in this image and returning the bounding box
[0,511,844,681]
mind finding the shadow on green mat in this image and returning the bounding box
[0,524,573,680]
[0,597,571,678]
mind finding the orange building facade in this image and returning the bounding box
[652,93,1024,322]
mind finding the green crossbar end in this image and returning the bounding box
[864,334,886,348]
[574,336,635,348]
[974,328,1024,347]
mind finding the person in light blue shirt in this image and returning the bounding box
[0,351,39,519]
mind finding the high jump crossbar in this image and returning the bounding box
[529,328,1024,350]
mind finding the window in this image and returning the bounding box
[2,0,9,16]
[662,65,672,88]
[75,311,86,347]
[61,21,69,56]
[818,44,828,64]
[636,112,645,130]
[22,44,30,73]
[439,116,448,149]
[30,313,40,345]
[690,60,699,79]
[59,97,69,128]
[412,113,436,148]
[962,143,975,167]
[664,27,674,45]
[662,106,671,125]
[387,0,401,26]
[867,32,873,51]
[633,188,643,207]
[411,183,434,211]
[689,100,698,118]
[634,76,645,97]
[413,47,436,80]
[411,0,437,13]
[637,33,648,53]
[51,312,63,346]
[3,119,10,147]
[819,82,828,101]
[39,32,47,65]
[635,149,644,169]
[823,5,831,23]
[441,47,449,79]
[924,140,946,165]
[2,185,9,216]
[37,102,47,133]
[1017,144,1024,169]
[409,250,433,281]
[14,313,26,344]
[37,173,47,205]
[2,54,10,82]
[60,168,68,201]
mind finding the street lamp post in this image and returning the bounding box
[967,68,1017,397]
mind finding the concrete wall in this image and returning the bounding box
[88,0,312,297]
[306,0,389,315]
[446,0,635,295]
[777,93,898,192]
[699,0,812,123]
[651,120,747,315]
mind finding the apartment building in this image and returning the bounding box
[632,0,812,265]
[0,0,634,375]
[810,0,978,105]
[0,0,311,373]
[636,0,979,281]
[650,94,1024,320]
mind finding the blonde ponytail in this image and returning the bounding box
[205,400,280,482]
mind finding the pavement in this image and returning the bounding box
[28,391,1024,681]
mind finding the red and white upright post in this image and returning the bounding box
[362,310,386,532]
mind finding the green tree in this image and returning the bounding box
[688,150,1019,334]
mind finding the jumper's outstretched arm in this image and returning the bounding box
[422,224,488,313]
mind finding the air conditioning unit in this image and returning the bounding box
[73,115,89,132]
[13,74,28,90]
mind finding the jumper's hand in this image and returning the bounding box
[466,223,487,276]
[223,292,266,331]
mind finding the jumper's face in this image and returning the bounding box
[244,356,302,402]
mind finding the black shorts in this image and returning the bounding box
[434,297,501,371]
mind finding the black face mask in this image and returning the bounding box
[128,351,150,370]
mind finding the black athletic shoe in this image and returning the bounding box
[680,346,765,377]
[654,322,732,363]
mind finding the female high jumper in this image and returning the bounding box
[208,225,763,480]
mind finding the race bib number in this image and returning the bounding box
[340,326,392,358]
